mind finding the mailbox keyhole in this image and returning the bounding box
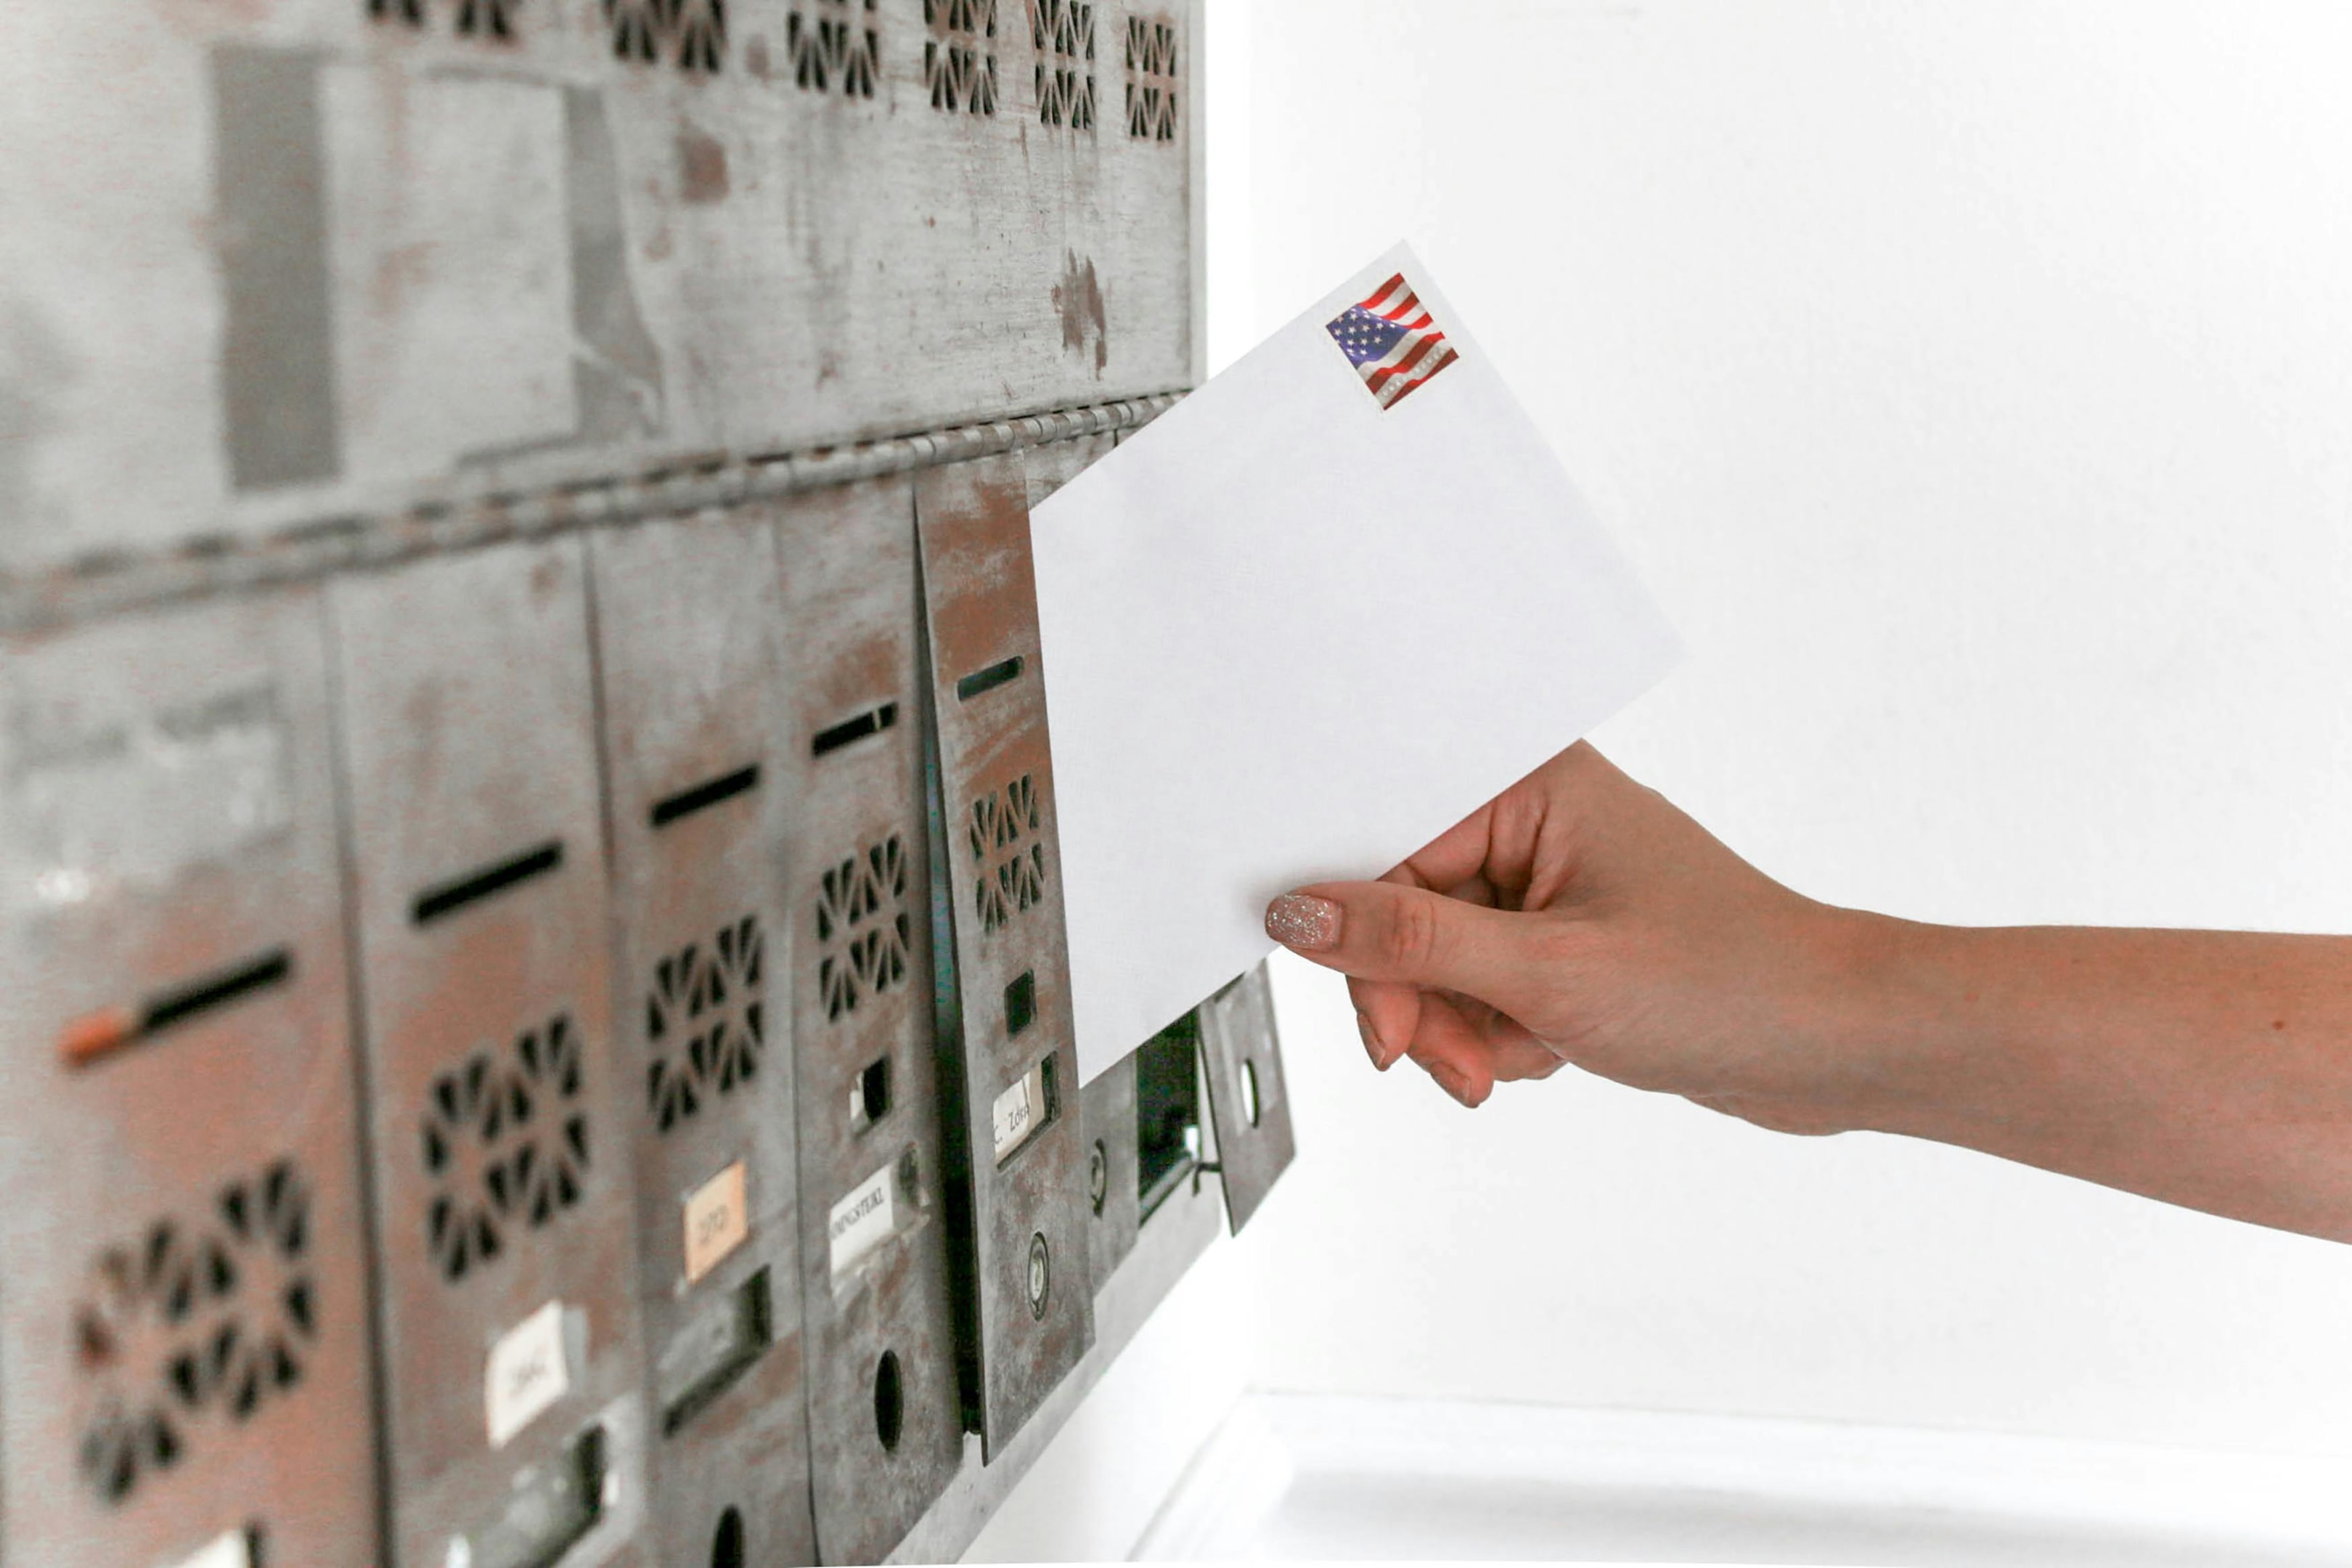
[711,1506,745,1568]
[1241,1059,1262,1128]
[873,1350,905,1451]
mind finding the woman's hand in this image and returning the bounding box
[1263,741,1889,1132]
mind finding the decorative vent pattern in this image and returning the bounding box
[74,1162,318,1506]
[605,0,729,72]
[817,836,912,1021]
[364,0,517,36]
[1124,14,1177,142]
[646,915,767,1132]
[969,775,1046,934]
[1032,0,1095,129]
[925,0,999,114]
[422,1016,592,1283]
[790,0,880,95]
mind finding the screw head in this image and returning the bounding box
[1025,1232,1050,1318]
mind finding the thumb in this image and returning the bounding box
[1265,882,1546,1016]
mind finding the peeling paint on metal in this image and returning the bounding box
[1052,251,1107,377]
[566,89,666,443]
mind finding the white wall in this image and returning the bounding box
[1229,0,2352,1461]
[975,5,2352,1556]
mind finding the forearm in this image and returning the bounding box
[1839,915,2352,1242]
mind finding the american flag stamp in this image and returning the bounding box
[1324,272,1461,409]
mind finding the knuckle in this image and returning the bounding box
[1377,893,1445,973]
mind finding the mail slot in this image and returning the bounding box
[1197,961,1297,1233]
[772,478,965,1562]
[329,538,650,1567]
[589,508,817,1567]
[0,592,378,1568]
[915,451,1097,1460]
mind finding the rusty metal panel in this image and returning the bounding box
[587,509,817,1567]
[329,538,650,1568]
[914,453,1095,1461]
[1197,960,1294,1234]
[0,2,1198,572]
[772,478,965,1563]
[1079,1053,1141,1288]
[0,590,376,1568]
[1021,429,1119,513]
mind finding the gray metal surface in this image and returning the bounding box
[1080,1053,1143,1289]
[0,590,377,1568]
[914,452,1095,1462]
[328,538,650,1568]
[772,479,965,1564]
[1196,962,1296,1234]
[0,2,1196,574]
[587,509,817,1567]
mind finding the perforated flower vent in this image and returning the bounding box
[364,0,519,38]
[926,0,999,113]
[970,775,1047,934]
[73,1161,318,1506]
[422,1015,591,1283]
[817,836,912,1022]
[647,915,766,1132]
[1124,14,1177,141]
[1032,0,1095,129]
[605,0,727,71]
[790,0,879,95]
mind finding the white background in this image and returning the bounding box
[973,1,2352,1556]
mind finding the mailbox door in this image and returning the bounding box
[0,592,377,1568]
[1197,962,1297,1233]
[774,479,966,1563]
[589,509,817,1567]
[330,539,650,1568]
[915,453,1095,1461]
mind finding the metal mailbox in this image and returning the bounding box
[914,452,1096,1460]
[0,592,378,1568]
[588,510,817,1567]
[1197,961,1296,1233]
[772,479,965,1563]
[1079,1054,1143,1288]
[330,539,650,1568]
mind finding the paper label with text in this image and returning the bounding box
[991,1060,1050,1163]
[683,1159,749,1283]
[485,1299,571,1448]
[828,1161,897,1278]
[164,1530,252,1568]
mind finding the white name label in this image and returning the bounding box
[682,1159,749,1284]
[991,1061,1049,1163]
[828,1161,897,1279]
[485,1299,571,1449]
[163,1530,251,1568]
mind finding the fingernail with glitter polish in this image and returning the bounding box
[1356,1011,1388,1069]
[1265,892,1342,952]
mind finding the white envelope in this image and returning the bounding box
[1032,242,1681,1082]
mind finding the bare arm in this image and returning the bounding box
[1262,743,2352,1244]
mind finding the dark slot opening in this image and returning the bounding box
[411,841,563,926]
[469,1422,605,1568]
[856,1058,892,1129]
[139,948,294,1038]
[873,1349,905,1451]
[711,1508,746,1568]
[1003,970,1036,1037]
[1135,1010,1202,1218]
[661,1269,775,1437]
[954,656,1024,702]
[812,702,897,758]
[650,764,760,828]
